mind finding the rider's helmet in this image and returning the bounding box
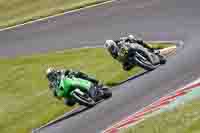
[127,34,136,42]
[46,67,58,82]
[104,40,119,57]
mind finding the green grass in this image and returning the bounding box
[0,0,106,29]
[0,43,173,133]
[149,42,175,49]
[120,98,200,133]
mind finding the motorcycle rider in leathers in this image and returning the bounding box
[46,67,100,106]
[104,35,166,70]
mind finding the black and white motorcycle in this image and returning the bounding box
[121,45,166,71]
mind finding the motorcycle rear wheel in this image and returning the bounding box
[101,87,112,99]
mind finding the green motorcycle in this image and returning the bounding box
[57,76,112,107]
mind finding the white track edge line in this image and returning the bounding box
[0,0,115,32]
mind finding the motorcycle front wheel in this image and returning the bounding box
[72,89,96,107]
[134,50,158,71]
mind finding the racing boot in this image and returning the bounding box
[158,54,166,64]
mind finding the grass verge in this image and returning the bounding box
[120,98,200,133]
[0,0,108,29]
[0,43,173,133]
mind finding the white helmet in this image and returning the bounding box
[104,40,119,57]
[46,67,57,82]
[104,40,116,49]
[128,34,136,40]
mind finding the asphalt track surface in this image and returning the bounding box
[1,0,200,133]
